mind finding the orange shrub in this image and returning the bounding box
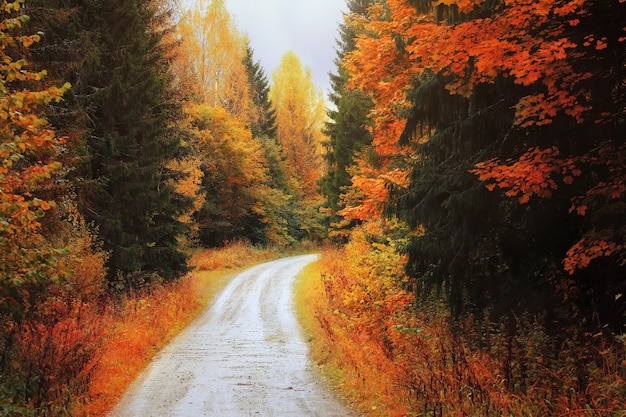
[0,222,110,415]
[80,278,201,416]
[311,220,626,416]
[311,220,414,416]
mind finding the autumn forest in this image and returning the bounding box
[1,0,625,415]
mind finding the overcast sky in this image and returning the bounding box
[222,0,346,98]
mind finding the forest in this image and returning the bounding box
[1,0,625,415]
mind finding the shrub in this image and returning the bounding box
[311,220,626,416]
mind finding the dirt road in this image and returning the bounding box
[108,254,357,417]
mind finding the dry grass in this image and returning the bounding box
[189,241,276,271]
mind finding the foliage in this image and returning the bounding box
[319,0,376,239]
[270,51,327,199]
[183,103,278,246]
[0,0,71,318]
[174,0,254,121]
[0,215,109,416]
[170,4,319,247]
[315,0,626,414]
[0,7,112,415]
[309,230,626,416]
[341,0,626,329]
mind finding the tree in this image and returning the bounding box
[184,104,271,246]
[174,0,254,121]
[0,0,71,317]
[344,0,626,328]
[270,51,327,198]
[73,0,189,286]
[319,0,375,234]
[243,43,277,139]
[23,0,192,288]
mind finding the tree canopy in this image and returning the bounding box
[338,0,625,327]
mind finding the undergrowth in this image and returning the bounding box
[307,220,626,416]
[0,240,279,416]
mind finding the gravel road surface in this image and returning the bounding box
[108,254,357,417]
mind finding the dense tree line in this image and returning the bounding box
[0,0,328,298]
[314,0,625,413]
[4,0,327,290]
[325,0,625,337]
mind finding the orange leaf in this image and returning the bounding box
[596,40,608,50]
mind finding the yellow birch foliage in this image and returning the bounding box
[270,51,327,198]
[174,0,255,123]
[183,104,279,241]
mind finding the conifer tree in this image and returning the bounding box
[89,0,188,285]
[320,0,375,230]
[244,43,277,140]
[27,0,189,286]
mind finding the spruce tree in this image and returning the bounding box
[244,44,277,140]
[27,0,189,287]
[320,0,374,227]
[88,0,188,285]
[242,44,299,245]
[243,44,288,190]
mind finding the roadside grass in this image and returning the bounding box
[75,243,279,417]
[293,260,360,412]
[293,261,325,354]
[189,240,277,271]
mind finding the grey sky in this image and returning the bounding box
[223,0,346,98]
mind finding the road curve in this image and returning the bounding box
[108,254,357,417]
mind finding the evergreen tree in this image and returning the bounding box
[243,44,288,191]
[243,44,302,245]
[391,73,525,316]
[27,0,189,286]
[243,43,277,140]
[320,0,375,230]
[88,0,188,285]
[386,0,626,329]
